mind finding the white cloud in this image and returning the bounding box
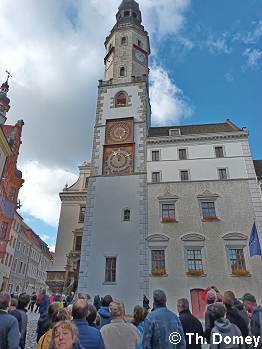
[243,48,262,70]
[224,72,234,83]
[150,66,192,125]
[234,21,262,45]
[206,33,232,55]
[18,161,78,226]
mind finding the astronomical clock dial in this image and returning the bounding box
[103,145,134,176]
[133,48,147,66]
[105,118,133,144]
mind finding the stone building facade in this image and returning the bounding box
[8,212,52,294]
[47,162,91,293]
[51,0,262,314]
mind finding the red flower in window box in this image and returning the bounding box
[232,269,250,277]
[161,217,176,223]
[186,270,204,277]
[202,216,218,222]
[151,268,166,276]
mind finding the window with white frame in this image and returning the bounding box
[152,150,160,161]
[215,146,224,158]
[180,170,189,181]
[161,203,176,222]
[201,201,216,218]
[152,172,161,183]
[151,250,166,276]
[178,148,187,160]
[186,249,203,272]
[227,248,246,272]
[218,168,228,180]
[105,257,116,283]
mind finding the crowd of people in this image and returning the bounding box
[0,286,261,349]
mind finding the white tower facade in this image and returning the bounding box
[78,0,151,311]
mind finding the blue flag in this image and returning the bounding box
[249,222,262,257]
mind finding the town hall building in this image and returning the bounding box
[51,0,262,316]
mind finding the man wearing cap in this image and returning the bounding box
[242,293,262,349]
[142,289,186,349]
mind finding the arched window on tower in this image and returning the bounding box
[124,11,130,17]
[115,91,128,107]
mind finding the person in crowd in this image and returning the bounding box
[242,293,262,349]
[210,302,242,349]
[9,297,22,332]
[87,304,100,328]
[51,320,83,349]
[17,293,30,349]
[72,299,105,349]
[131,305,147,349]
[39,289,50,316]
[177,298,204,349]
[0,292,21,349]
[35,291,43,313]
[54,294,64,309]
[66,292,74,307]
[36,303,60,342]
[142,290,185,349]
[101,300,140,349]
[49,294,55,305]
[29,292,37,312]
[98,294,113,328]
[223,291,249,338]
[36,308,71,349]
[223,291,249,325]
[93,295,102,311]
[204,289,217,343]
[143,295,150,311]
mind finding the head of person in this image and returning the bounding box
[0,292,11,310]
[153,289,167,308]
[86,304,97,325]
[52,320,78,349]
[76,293,87,302]
[242,293,257,312]
[206,290,217,305]
[212,302,226,321]
[132,305,146,326]
[101,295,113,307]
[109,301,125,320]
[223,291,235,308]
[55,294,62,302]
[177,298,190,314]
[52,308,71,326]
[18,293,30,310]
[48,303,60,318]
[72,299,89,320]
[42,289,47,295]
[9,297,18,312]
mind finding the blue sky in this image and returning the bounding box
[0,0,261,249]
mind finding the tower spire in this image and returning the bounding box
[0,71,11,124]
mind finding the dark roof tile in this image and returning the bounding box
[254,160,262,179]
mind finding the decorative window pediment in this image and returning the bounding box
[181,233,205,242]
[197,190,219,201]
[222,232,248,241]
[146,234,169,243]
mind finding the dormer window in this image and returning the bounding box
[124,11,130,17]
[169,129,181,136]
[115,91,128,107]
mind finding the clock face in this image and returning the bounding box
[107,148,133,174]
[134,49,146,65]
[105,53,114,70]
[108,122,130,143]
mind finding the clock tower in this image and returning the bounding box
[78,0,151,311]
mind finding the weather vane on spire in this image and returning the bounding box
[5,70,12,83]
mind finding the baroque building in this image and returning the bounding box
[52,0,262,315]
[0,75,24,291]
[48,162,91,293]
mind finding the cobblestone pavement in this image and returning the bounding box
[25,310,39,349]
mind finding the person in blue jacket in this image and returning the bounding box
[98,295,113,328]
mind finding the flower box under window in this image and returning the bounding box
[161,217,177,223]
[202,216,218,222]
[151,268,166,276]
[186,269,204,277]
[231,269,250,277]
